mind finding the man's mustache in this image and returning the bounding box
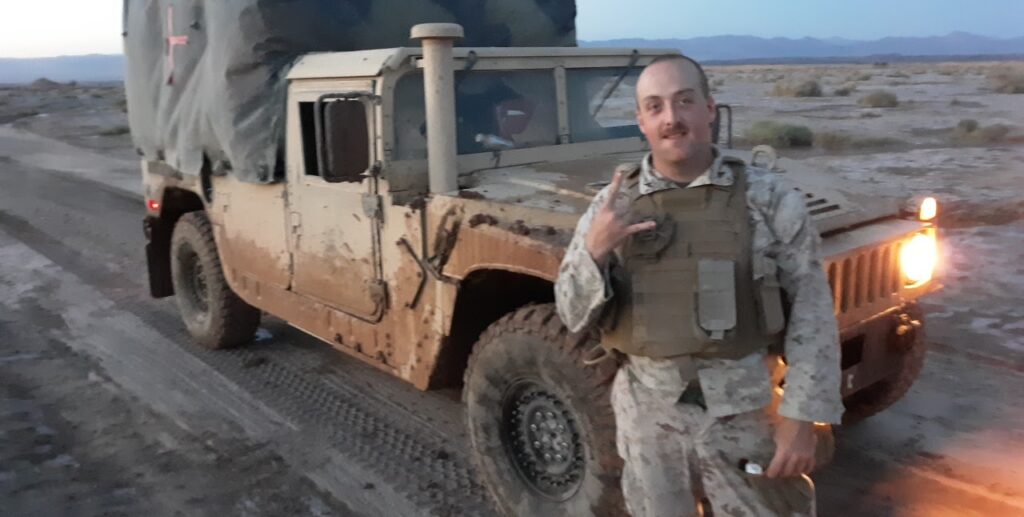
[659,123,689,138]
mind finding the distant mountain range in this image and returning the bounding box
[0,54,124,84]
[2,32,1022,84]
[581,31,1024,63]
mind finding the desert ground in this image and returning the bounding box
[1,61,1023,516]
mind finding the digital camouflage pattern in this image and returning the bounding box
[555,150,841,515]
[123,0,577,183]
[555,150,843,423]
[611,371,815,517]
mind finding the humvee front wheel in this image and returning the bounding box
[464,304,624,516]
[170,212,260,349]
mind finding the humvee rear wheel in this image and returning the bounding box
[843,309,927,424]
[464,304,624,516]
[170,212,260,349]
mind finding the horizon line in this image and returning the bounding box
[3,30,1024,60]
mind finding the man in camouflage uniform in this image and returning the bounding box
[554,55,843,516]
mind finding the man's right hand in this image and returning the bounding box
[584,170,657,265]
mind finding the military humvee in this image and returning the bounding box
[140,24,940,515]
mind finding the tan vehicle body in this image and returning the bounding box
[142,32,938,512]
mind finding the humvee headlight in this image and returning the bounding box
[919,197,937,221]
[900,231,937,286]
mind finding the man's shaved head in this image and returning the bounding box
[634,53,717,179]
[636,54,710,104]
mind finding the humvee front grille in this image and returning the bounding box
[826,242,902,315]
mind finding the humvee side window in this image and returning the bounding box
[299,102,319,176]
[298,99,370,182]
[393,70,558,158]
[566,67,643,143]
[321,100,370,182]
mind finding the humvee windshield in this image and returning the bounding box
[392,66,642,160]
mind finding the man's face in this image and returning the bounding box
[635,60,716,166]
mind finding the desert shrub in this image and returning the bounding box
[859,111,882,118]
[833,83,857,96]
[952,120,1010,144]
[858,90,899,108]
[771,79,822,97]
[986,69,1024,94]
[872,62,889,68]
[744,121,813,148]
[98,125,130,136]
[814,132,850,151]
[887,71,910,79]
[957,119,979,133]
[712,78,725,87]
[816,131,905,151]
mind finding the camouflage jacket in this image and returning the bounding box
[555,150,844,424]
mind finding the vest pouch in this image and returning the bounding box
[754,257,786,335]
[697,259,737,341]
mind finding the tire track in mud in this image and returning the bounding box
[0,203,494,515]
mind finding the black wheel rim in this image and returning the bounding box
[501,379,585,501]
[178,245,209,315]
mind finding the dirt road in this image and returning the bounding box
[1,78,1023,515]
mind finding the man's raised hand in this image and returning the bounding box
[584,170,657,265]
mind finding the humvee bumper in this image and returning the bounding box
[838,301,924,397]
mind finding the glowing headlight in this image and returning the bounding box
[919,197,937,221]
[900,231,938,286]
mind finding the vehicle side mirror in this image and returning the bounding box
[318,99,370,183]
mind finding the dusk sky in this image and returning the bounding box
[0,0,1022,58]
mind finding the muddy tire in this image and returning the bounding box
[170,211,260,349]
[842,311,927,424]
[464,304,625,516]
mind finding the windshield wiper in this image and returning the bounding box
[591,49,640,117]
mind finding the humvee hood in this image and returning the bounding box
[460,150,903,235]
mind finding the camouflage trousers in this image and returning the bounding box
[610,368,816,517]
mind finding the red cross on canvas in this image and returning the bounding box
[165,5,189,85]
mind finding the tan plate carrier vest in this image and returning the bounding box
[601,158,785,360]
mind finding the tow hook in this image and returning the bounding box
[892,312,922,351]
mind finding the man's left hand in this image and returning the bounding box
[766,417,817,478]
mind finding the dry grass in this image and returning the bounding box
[815,131,905,151]
[986,68,1024,94]
[98,125,130,136]
[743,121,813,148]
[771,79,823,97]
[951,119,1011,144]
[833,83,857,96]
[858,90,899,108]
